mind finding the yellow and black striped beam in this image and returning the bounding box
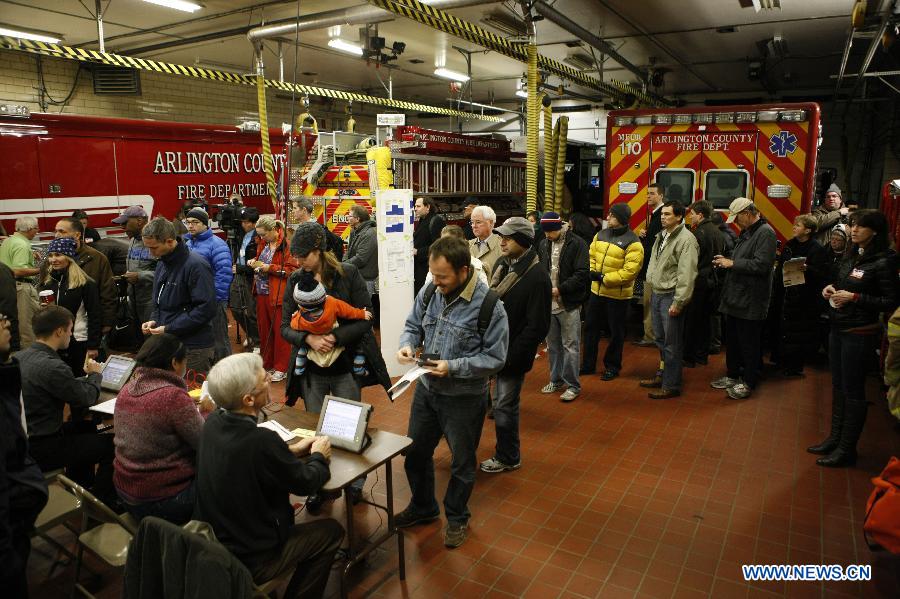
[365,0,670,107]
[0,36,503,122]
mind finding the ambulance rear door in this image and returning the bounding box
[649,130,701,206]
[698,127,758,211]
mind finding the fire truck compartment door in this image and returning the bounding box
[37,136,119,230]
[0,133,43,231]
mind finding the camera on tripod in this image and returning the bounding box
[212,194,244,239]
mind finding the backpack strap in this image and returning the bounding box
[477,289,499,343]
[421,282,437,312]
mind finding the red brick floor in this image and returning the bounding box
[28,338,900,598]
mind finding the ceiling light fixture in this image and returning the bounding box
[142,0,203,12]
[434,67,470,82]
[481,13,528,37]
[563,54,594,71]
[0,25,61,44]
[328,38,364,56]
[750,0,781,12]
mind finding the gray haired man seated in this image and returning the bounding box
[194,353,343,598]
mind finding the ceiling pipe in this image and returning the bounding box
[532,1,645,82]
[841,0,895,107]
[595,0,718,91]
[246,0,501,44]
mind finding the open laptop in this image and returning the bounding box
[100,355,137,393]
[316,395,373,453]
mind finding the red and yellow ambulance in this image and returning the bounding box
[605,103,821,240]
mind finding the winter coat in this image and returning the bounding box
[692,219,725,290]
[777,237,829,355]
[126,236,158,326]
[718,223,737,257]
[76,244,117,329]
[40,268,102,349]
[639,204,663,276]
[718,218,777,321]
[828,247,898,330]
[469,233,502,281]
[413,212,445,284]
[253,232,299,308]
[150,241,217,349]
[537,230,591,309]
[647,224,699,311]
[344,219,377,281]
[812,205,848,246]
[281,263,390,396]
[588,226,643,300]
[491,250,552,375]
[184,229,233,303]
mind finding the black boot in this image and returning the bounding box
[807,389,844,455]
[817,400,866,468]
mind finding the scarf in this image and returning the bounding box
[490,248,540,298]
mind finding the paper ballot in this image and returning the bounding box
[387,366,430,401]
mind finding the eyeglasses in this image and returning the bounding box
[184,219,203,225]
[470,219,485,226]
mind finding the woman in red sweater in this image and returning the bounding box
[247,216,299,382]
[113,334,215,523]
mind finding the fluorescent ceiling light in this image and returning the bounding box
[751,0,780,11]
[142,0,203,13]
[434,67,470,82]
[328,38,363,56]
[0,26,61,44]
[481,13,527,37]
[515,90,528,98]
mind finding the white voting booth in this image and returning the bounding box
[375,189,415,377]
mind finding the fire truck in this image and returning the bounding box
[605,102,821,241]
[0,110,525,240]
[291,125,525,238]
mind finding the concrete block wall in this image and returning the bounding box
[0,49,374,131]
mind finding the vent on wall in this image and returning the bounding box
[92,66,141,95]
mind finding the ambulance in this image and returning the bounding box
[605,102,821,240]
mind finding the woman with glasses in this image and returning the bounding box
[113,333,215,523]
[39,237,101,376]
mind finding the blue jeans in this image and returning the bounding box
[121,480,196,525]
[651,292,685,390]
[493,373,524,465]
[404,384,487,524]
[547,307,581,392]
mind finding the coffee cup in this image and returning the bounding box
[39,289,55,306]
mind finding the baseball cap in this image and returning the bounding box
[725,197,754,224]
[111,205,148,224]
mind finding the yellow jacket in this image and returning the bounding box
[589,226,644,299]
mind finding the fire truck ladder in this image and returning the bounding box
[392,153,525,197]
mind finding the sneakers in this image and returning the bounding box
[480,457,521,473]
[726,382,752,400]
[632,339,656,347]
[560,388,579,402]
[710,376,740,389]
[270,370,286,382]
[444,522,468,548]
[600,369,618,381]
[394,507,440,529]
[541,382,563,394]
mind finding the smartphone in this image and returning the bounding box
[417,353,439,367]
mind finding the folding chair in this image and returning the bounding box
[31,473,83,578]
[57,475,139,598]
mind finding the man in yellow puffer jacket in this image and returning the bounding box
[582,203,644,380]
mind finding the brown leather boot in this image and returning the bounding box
[639,375,662,388]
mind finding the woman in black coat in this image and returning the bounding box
[40,237,102,376]
[811,210,899,467]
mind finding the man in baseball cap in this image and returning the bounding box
[111,205,148,225]
[114,205,156,334]
[725,197,754,224]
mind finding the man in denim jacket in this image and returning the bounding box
[395,236,509,548]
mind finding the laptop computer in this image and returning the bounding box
[100,355,137,393]
[316,395,373,453]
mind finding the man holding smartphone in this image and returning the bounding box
[395,236,509,548]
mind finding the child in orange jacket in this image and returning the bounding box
[291,271,373,376]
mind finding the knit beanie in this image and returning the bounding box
[47,237,77,258]
[540,211,563,232]
[831,223,848,239]
[827,183,842,198]
[609,203,632,227]
[293,271,326,308]
[290,222,326,257]
[185,208,209,227]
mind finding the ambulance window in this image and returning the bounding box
[655,170,694,205]
[705,170,749,209]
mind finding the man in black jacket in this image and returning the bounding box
[141,217,218,375]
[18,306,114,502]
[634,183,665,346]
[0,313,48,599]
[537,212,591,402]
[0,263,19,353]
[290,198,344,260]
[195,353,343,598]
[683,201,725,367]
[413,196,446,295]
[711,198,777,400]
[481,218,551,473]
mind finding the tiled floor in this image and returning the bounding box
[28,337,900,598]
